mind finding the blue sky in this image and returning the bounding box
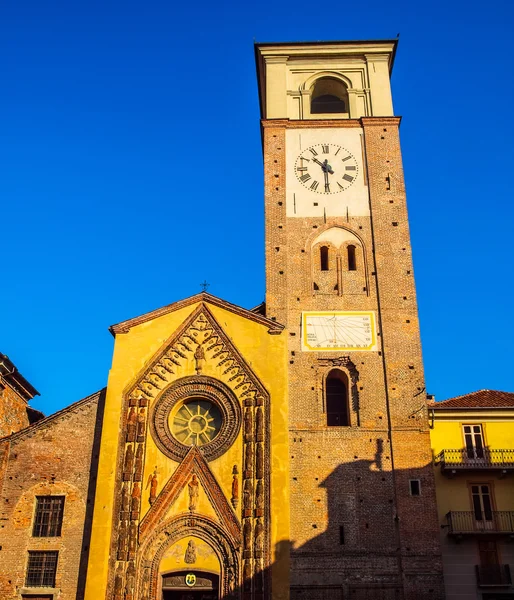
[2,0,513,415]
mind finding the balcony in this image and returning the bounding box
[476,564,512,587]
[436,449,514,476]
[446,511,514,536]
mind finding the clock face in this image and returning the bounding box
[302,311,377,351]
[295,144,359,194]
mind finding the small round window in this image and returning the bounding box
[171,399,222,446]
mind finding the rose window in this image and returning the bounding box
[171,399,222,446]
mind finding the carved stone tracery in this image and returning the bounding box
[110,304,271,599]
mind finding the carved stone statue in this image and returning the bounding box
[244,408,252,440]
[194,344,205,374]
[256,406,263,441]
[243,478,253,510]
[184,539,197,564]
[245,443,253,474]
[121,483,130,513]
[117,521,127,558]
[188,474,199,512]
[114,563,124,595]
[254,518,264,553]
[128,522,137,554]
[231,465,239,509]
[126,407,137,442]
[131,482,141,517]
[243,559,252,591]
[243,518,252,550]
[125,561,135,595]
[123,444,134,476]
[136,408,146,440]
[256,479,264,509]
[256,442,264,479]
[141,567,150,599]
[146,468,158,505]
[134,444,143,480]
[227,565,235,593]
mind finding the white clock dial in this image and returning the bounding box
[302,311,377,351]
[295,144,359,194]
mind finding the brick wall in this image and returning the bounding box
[263,118,444,600]
[0,389,104,600]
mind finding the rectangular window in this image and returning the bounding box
[463,424,485,459]
[409,480,421,496]
[32,496,64,537]
[26,551,58,587]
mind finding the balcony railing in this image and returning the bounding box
[446,511,514,535]
[476,564,512,587]
[436,449,514,473]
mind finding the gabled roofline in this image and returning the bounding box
[0,388,106,443]
[428,389,514,410]
[0,352,40,401]
[109,292,284,336]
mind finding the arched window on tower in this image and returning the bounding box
[325,369,350,426]
[311,77,349,115]
[320,246,329,271]
[347,245,357,271]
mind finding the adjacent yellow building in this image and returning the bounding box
[430,390,514,600]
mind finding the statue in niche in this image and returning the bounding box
[254,518,264,553]
[227,565,235,594]
[117,521,127,557]
[244,408,252,439]
[184,539,197,564]
[114,563,124,596]
[123,444,134,475]
[128,522,137,554]
[141,567,150,599]
[131,482,141,516]
[256,480,264,509]
[243,478,253,510]
[256,442,264,479]
[136,408,146,440]
[194,344,205,374]
[146,468,158,505]
[243,559,252,591]
[126,407,137,442]
[121,483,130,513]
[134,444,143,480]
[188,474,199,512]
[231,465,239,509]
[256,406,263,441]
[243,519,252,550]
[245,443,253,473]
[125,561,135,595]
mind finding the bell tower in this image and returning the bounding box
[255,41,444,600]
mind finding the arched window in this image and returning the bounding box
[311,77,348,115]
[326,369,350,426]
[320,246,329,271]
[347,245,357,271]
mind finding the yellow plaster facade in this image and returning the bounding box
[85,296,290,600]
[430,396,514,600]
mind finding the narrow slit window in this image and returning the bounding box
[320,246,329,271]
[347,245,357,271]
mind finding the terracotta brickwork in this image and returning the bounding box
[263,118,444,600]
[0,385,33,438]
[0,389,104,600]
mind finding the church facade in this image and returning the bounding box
[0,40,448,600]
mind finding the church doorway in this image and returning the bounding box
[161,571,219,600]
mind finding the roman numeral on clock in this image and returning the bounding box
[300,173,311,183]
[309,148,318,156]
[322,145,329,154]
[342,155,352,162]
[310,180,319,191]
[345,166,356,171]
[342,174,354,182]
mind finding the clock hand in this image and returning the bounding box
[322,159,335,175]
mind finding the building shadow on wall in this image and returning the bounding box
[173,439,443,600]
